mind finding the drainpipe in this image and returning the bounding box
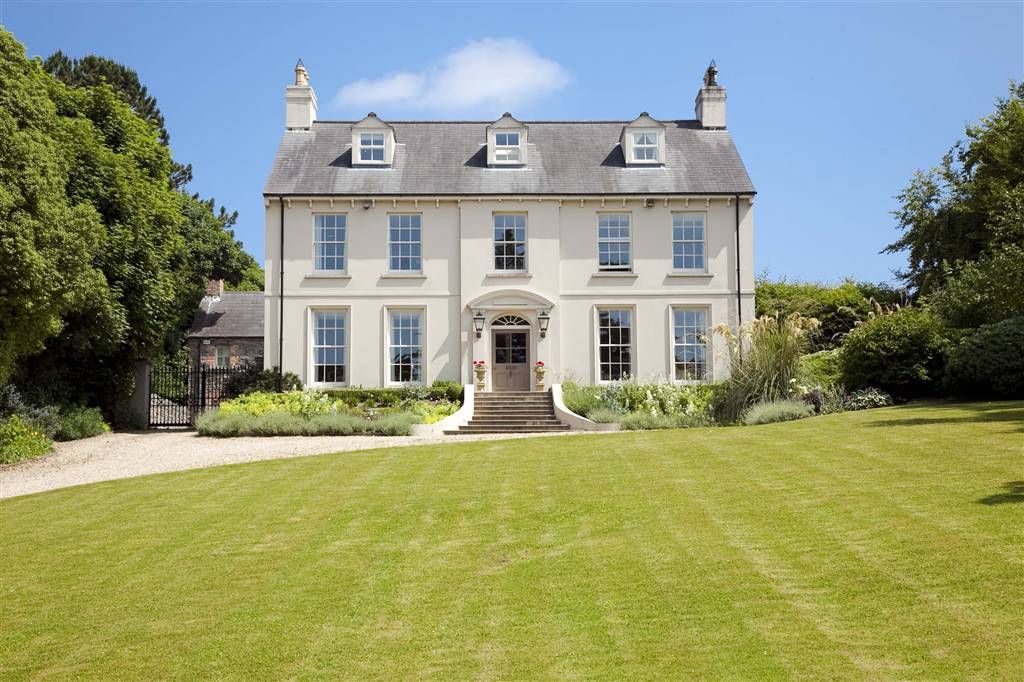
[278,196,285,392]
[734,194,742,326]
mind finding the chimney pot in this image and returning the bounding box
[695,61,726,129]
[286,60,317,130]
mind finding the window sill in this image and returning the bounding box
[666,271,712,278]
[592,271,638,279]
[305,273,351,280]
[380,273,426,279]
[486,272,532,279]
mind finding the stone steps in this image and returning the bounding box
[446,390,569,435]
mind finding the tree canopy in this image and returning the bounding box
[886,82,1024,295]
[1,29,257,411]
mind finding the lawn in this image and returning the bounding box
[1,402,1021,679]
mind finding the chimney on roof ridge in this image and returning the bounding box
[286,59,317,130]
[695,60,726,129]
[205,279,224,298]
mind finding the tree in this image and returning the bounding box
[44,50,193,188]
[886,82,1024,295]
[930,244,1024,328]
[226,257,265,292]
[0,30,106,383]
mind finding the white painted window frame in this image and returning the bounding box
[669,306,711,383]
[493,131,521,163]
[492,212,528,273]
[387,213,423,273]
[215,345,230,368]
[629,129,662,164]
[385,307,426,386]
[597,212,633,272]
[595,306,636,383]
[312,213,348,273]
[358,132,386,163]
[308,307,350,388]
[671,211,708,273]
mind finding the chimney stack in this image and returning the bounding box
[695,60,726,129]
[205,279,224,298]
[285,59,317,130]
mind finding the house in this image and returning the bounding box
[188,281,264,369]
[263,60,754,392]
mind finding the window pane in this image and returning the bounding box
[312,311,347,384]
[388,311,422,383]
[314,214,346,271]
[598,309,632,381]
[672,308,708,381]
[493,214,527,270]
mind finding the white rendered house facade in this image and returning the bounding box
[264,61,755,391]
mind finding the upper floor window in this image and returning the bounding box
[493,213,527,271]
[598,214,631,271]
[598,308,633,381]
[633,132,659,161]
[359,133,385,162]
[672,308,709,381]
[494,132,521,162]
[313,310,347,385]
[672,213,706,271]
[388,214,422,272]
[388,310,423,384]
[313,214,346,272]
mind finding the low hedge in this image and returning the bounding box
[944,316,1024,398]
[324,381,463,407]
[743,399,815,425]
[619,412,708,431]
[196,410,418,437]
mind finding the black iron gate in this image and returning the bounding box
[148,365,245,427]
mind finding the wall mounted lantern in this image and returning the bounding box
[472,311,486,338]
[538,309,551,338]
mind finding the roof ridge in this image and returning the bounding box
[312,119,699,125]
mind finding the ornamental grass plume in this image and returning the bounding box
[714,313,821,423]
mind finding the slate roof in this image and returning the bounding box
[188,292,264,339]
[264,120,755,196]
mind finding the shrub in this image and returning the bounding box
[196,409,418,437]
[0,415,52,464]
[619,412,706,431]
[52,406,110,441]
[931,245,1024,328]
[756,278,905,350]
[325,382,463,409]
[840,307,950,398]
[844,388,894,411]
[800,349,843,388]
[604,380,714,420]
[944,316,1024,398]
[222,364,302,398]
[742,399,815,425]
[713,313,820,423]
[561,382,604,418]
[410,400,460,424]
[586,407,623,423]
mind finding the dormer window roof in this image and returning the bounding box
[486,113,527,167]
[621,112,667,166]
[351,113,396,167]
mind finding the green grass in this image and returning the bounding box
[2,402,1022,679]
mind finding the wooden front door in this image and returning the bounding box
[492,331,530,391]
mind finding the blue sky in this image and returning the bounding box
[3,1,1021,284]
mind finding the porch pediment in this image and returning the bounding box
[466,289,555,311]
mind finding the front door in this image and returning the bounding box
[492,331,530,391]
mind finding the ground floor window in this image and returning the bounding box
[388,310,422,383]
[215,345,230,368]
[313,310,347,384]
[598,308,632,381]
[672,308,709,381]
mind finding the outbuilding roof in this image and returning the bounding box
[188,292,265,339]
[264,119,754,196]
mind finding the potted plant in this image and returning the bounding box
[533,361,548,390]
[473,360,487,390]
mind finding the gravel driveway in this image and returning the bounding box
[0,430,580,499]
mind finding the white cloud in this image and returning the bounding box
[334,38,569,114]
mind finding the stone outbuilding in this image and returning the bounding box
[188,281,264,369]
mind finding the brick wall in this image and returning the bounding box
[189,337,263,369]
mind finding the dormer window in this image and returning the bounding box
[621,113,666,166]
[359,133,385,162]
[351,113,396,166]
[632,132,659,161]
[494,132,521,162]
[487,113,527,166]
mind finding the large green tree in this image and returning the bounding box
[0,31,106,383]
[43,50,197,190]
[886,82,1024,295]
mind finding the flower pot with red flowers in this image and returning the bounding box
[472,360,487,390]
[533,361,548,390]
